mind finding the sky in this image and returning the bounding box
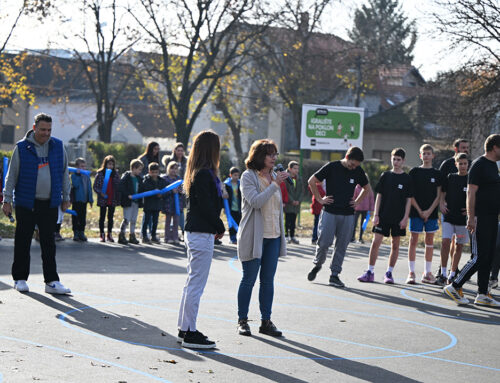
[1,0,468,81]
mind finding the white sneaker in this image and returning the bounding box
[474,294,500,307]
[45,281,71,295]
[14,280,29,293]
[443,284,469,305]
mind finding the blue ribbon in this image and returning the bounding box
[223,199,239,231]
[65,209,77,216]
[131,179,183,200]
[101,168,112,198]
[362,211,371,231]
[68,167,91,176]
[174,193,181,216]
[2,157,8,188]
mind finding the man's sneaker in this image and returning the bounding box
[142,236,151,244]
[474,294,500,307]
[489,279,498,290]
[259,320,282,337]
[329,275,345,288]
[45,281,71,295]
[73,232,82,242]
[181,330,216,349]
[14,280,29,293]
[436,274,447,286]
[307,265,321,281]
[434,268,442,279]
[406,272,416,284]
[443,284,469,305]
[151,236,161,244]
[384,271,394,284]
[79,231,88,242]
[357,270,374,283]
[238,319,252,336]
[291,237,299,244]
[177,330,186,343]
[421,272,437,284]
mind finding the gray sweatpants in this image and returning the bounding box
[313,211,355,276]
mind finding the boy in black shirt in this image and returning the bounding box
[407,144,443,284]
[358,148,412,283]
[444,134,500,307]
[437,153,469,285]
[307,147,371,288]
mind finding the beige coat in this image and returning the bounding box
[237,169,287,261]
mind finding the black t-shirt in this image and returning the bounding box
[439,157,457,177]
[442,173,467,225]
[468,156,500,216]
[314,161,368,215]
[409,167,443,219]
[375,171,413,225]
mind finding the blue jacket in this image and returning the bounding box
[71,173,93,204]
[15,137,64,209]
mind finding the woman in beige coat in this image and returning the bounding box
[236,139,288,337]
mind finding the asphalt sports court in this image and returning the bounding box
[0,238,499,382]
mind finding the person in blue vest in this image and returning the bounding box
[2,113,72,295]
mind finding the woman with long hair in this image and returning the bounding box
[177,130,225,349]
[139,141,160,176]
[236,139,288,337]
[93,155,121,242]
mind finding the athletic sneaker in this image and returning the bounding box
[405,272,416,284]
[357,270,374,282]
[421,272,437,284]
[436,274,447,286]
[45,281,71,295]
[14,280,29,293]
[474,294,500,307]
[329,275,345,288]
[489,279,498,290]
[307,265,321,281]
[443,285,469,305]
[177,330,186,343]
[384,271,394,284]
[181,330,216,349]
[291,237,299,244]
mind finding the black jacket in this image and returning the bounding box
[140,174,167,211]
[185,169,225,235]
[119,171,143,208]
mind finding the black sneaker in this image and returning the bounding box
[181,330,216,349]
[307,265,322,281]
[259,320,282,337]
[329,275,345,288]
[237,319,251,336]
[214,239,222,245]
[177,330,186,343]
[434,268,442,279]
[436,274,447,286]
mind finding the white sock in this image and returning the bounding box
[441,266,447,276]
[387,266,394,273]
[368,265,375,272]
[425,261,432,274]
[409,261,415,273]
[449,271,455,278]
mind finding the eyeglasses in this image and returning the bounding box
[267,153,279,158]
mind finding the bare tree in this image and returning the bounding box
[66,0,138,142]
[129,0,274,146]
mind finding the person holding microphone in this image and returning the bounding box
[236,139,288,337]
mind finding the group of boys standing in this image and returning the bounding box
[306,136,500,307]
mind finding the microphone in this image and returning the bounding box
[8,213,15,223]
[276,163,293,185]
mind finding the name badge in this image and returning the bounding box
[398,184,403,189]
[349,179,354,184]
[431,178,435,183]
[463,187,467,192]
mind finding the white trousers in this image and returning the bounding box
[177,232,215,332]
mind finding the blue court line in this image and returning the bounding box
[400,288,500,324]
[0,335,172,382]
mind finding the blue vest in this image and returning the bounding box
[15,137,64,209]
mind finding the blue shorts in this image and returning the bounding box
[409,217,439,233]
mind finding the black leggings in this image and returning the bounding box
[99,206,115,234]
[285,212,297,238]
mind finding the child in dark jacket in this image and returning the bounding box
[141,162,167,243]
[71,158,93,242]
[224,167,242,244]
[118,159,144,245]
[162,162,183,244]
[93,155,121,242]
